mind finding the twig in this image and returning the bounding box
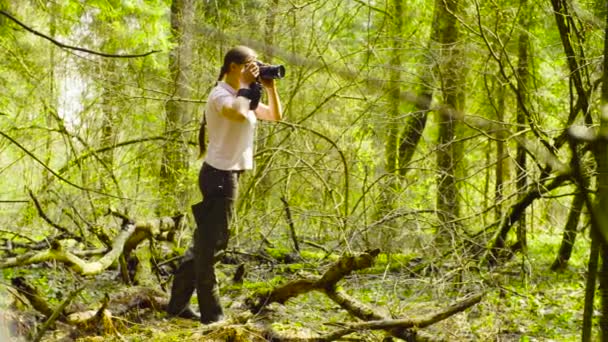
[28,189,79,240]
[31,284,87,342]
[318,293,484,341]
[301,240,329,253]
[280,196,300,253]
[0,10,159,58]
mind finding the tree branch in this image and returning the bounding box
[0,10,160,58]
[318,293,484,341]
[248,249,380,312]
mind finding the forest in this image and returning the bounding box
[1,0,608,341]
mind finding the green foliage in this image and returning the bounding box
[1,0,608,339]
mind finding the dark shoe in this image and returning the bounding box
[168,307,201,321]
[201,313,224,324]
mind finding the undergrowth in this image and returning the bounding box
[0,229,598,341]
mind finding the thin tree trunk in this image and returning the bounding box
[495,80,506,221]
[582,233,599,342]
[515,0,530,254]
[596,2,608,338]
[397,0,442,176]
[435,0,463,241]
[385,0,403,174]
[100,59,116,168]
[374,0,404,249]
[160,0,195,213]
[551,191,585,271]
[248,0,280,218]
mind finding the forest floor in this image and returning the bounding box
[2,230,594,342]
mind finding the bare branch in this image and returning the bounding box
[0,10,160,58]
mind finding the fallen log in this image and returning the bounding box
[11,277,55,318]
[317,293,484,341]
[325,288,438,341]
[0,215,181,275]
[0,223,136,274]
[32,284,86,342]
[248,249,482,341]
[248,249,380,312]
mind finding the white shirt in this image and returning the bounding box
[203,81,257,170]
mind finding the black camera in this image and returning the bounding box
[256,61,285,80]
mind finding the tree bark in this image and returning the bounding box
[515,0,530,253]
[0,216,179,274]
[594,3,608,338]
[160,0,195,213]
[385,0,403,174]
[489,175,569,264]
[551,190,585,270]
[434,0,464,241]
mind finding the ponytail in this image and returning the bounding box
[217,65,227,81]
[197,113,206,159]
[202,46,257,158]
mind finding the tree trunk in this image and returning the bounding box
[495,80,507,221]
[159,0,195,213]
[551,190,585,271]
[582,233,600,342]
[434,0,463,241]
[596,3,608,338]
[374,0,404,250]
[515,0,530,254]
[385,0,403,175]
[248,0,280,220]
[101,59,117,169]
[397,0,444,176]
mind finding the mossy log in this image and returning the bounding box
[11,279,169,340]
[248,249,380,312]
[248,249,482,341]
[0,216,180,275]
[317,293,484,341]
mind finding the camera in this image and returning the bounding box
[256,61,285,80]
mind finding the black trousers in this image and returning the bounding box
[167,162,240,323]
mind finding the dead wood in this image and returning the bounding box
[123,215,182,256]
[0,215,180,276]
[0,223,136,274]
[11,276,56,319]
[247,249,380,312]
[247,248,481,341]
[317,293,483,341]
[326,287,440,341]
[32,284,86,342]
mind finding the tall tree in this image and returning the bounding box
[397,0,440,175]
[385,0,403,174]
[598,2,608,336]
[434,0,464,240]
[160,0,195,213]
[515,0,531,253]
[549,0,595,271]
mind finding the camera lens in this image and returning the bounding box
[257,62,286,80]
